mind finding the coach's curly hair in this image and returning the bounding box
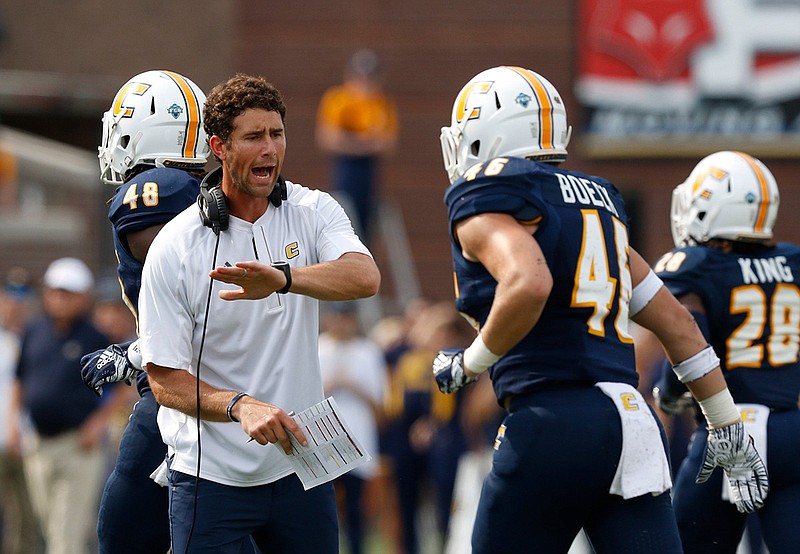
[203,74,287,144]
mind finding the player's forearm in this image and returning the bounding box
[682,368,729,402]
[480,276,548,356]
[632,287,707,364]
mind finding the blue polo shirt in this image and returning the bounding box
[16,316,110,436]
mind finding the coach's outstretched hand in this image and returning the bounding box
[80,340,141,397]
[696,420,769,513]
[433,348,478,394]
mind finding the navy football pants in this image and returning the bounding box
[97,391,170,554]
[472,386,682,554]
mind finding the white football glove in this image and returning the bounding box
[433,349,478,394]
[696,420,769,513]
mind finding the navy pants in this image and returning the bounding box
[168,470,338,554]
[97,391,170,554]
[673,410,800,554]
[472,386,682,554]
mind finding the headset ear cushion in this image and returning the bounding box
[198,185,229,234]
[210,187,229,231]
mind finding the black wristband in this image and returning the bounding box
[272,261,292,294]
[227,392,249,422]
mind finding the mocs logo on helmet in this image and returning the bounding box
[111,82,151,120]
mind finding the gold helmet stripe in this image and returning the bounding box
[162,70,202,159]
[735,151,770,233]
[506,66,554,150]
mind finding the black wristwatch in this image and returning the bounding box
[271,261,292,294]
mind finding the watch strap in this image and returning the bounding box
[272,261,292,294]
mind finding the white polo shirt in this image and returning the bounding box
[139,180,372,487]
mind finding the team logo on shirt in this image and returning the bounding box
[284,242,299,259]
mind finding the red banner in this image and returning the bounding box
[577,0,800,157]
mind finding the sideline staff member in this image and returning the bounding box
[139,74,380,553]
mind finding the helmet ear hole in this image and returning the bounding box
[470,140,480,156]
[495,92,501,109]
[120,135,130,149]
[150,97,157,115]
[697,212,706,221]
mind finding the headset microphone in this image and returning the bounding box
[270,174,288,207]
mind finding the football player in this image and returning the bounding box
[80,70,209,553]
[432,66,768,553]
[654,151,800,553]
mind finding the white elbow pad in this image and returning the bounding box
[629,270,663,317]
[672,345,719,383]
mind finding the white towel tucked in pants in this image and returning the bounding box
[596,382,672,499]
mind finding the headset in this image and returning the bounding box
[197,166,288,235]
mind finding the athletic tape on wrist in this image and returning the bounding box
[673,345,719,383]
[698,389,742,428]
[463,334,500,375]
[629,269,663,317]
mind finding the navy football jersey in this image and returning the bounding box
[655,243,800,410]
[445,157,637,403]
[109,167,201,321]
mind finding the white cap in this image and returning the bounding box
[43,257,94,293]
